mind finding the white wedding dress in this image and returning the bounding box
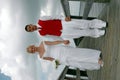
[42,42,101,70]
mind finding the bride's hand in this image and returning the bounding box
[63,40,70,45]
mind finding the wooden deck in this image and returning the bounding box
[78,0,120,80]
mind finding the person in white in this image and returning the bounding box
[25,15,107,39]
[40,15,106,38]
[26,40,104,70]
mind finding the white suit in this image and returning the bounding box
[40,15,106,39]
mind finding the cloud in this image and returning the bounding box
[0,0,40,80]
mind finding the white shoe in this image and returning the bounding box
[99,30,105,36]
[91,29,105,38]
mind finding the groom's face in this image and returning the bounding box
[27,24,37,32]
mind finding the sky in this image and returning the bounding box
[0,0,65,80]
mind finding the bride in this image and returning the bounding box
[26,40,103,70]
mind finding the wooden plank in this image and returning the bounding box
[68,0,110,3]
[76,68,81,80]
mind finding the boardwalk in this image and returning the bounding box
[78,0,120,80]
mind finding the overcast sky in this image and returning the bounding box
[0,0,65,80]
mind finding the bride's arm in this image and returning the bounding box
[44,40,70,45]
[43,57,55,61]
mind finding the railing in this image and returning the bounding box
[58,66,69,80]
[58,66,88,80]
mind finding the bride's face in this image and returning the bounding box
[27,45,37,53]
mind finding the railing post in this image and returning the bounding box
[58,66,69,80]
[82,0,94,19]
[76,68,81,80]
